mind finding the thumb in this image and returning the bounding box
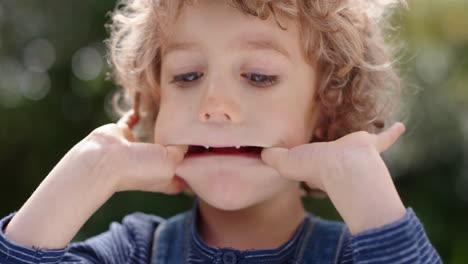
[261,147,290,172]
[166,145,189,164]
[115,143,188,193]
[261,143,326,190]
[161,146,189,194]
[162,176,188,195]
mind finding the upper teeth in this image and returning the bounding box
[203,146,242,149]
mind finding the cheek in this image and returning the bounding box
[153,102,185,143]
[268,106,310,147]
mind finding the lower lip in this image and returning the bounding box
[185,152,261,159]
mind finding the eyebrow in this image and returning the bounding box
[162,36,291,61]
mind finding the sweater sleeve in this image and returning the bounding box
[0,211,164,264]
[338,207,442,263]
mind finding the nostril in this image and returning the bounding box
[203,112,232,121]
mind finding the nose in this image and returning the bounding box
[198,82,241,124]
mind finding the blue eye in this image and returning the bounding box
[170,72,203,84]
[170,72,278,88]
[241,73,278,87]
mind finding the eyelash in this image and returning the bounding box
[170,72,278,88]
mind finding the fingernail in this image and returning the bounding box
[167,145,188,155]
[265,147,287,153]
[261,147,286,160]
[182,145,189,155]
[400,122,406,133]
[166,145,176,154]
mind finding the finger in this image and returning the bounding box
[375,122,405,153]
[117,110,140,130]
[126,144,187,172]
[119,143,187,192]
[155,147,188,194]
[166,144,189,163]
[261,144,323,184]
[116,111,140,142]
[118,92,141,129]
[121,125,139,143]
[261,147,289,172]
[162,176,188,195]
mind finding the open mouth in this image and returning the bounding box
[185,145,264,158]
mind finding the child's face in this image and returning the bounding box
[154,0,318,210]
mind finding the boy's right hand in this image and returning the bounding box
[4,109,189,250]
[83,110,188,194]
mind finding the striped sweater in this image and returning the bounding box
[0,205,442,263]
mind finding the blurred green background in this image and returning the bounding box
[1,0,467,262]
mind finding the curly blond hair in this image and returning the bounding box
[104,0,407,197]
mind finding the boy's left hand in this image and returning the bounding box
[261,122,407,235]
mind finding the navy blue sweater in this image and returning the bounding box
[0,204,442,263]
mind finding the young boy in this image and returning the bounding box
[0,0,442,263]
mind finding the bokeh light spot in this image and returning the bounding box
[23,38,56,73]
[71,46,103,81]
[19,71,51,101]
[415,46,452,85]
[0,56,24,108]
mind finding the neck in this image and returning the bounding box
[195,185,306,251]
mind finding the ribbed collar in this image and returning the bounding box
[186,198,307,264]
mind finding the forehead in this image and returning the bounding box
[161,0,302,62]
[162,32,292,61]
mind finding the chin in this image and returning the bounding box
[193,185,288,211]
[192,183,269,211]
[176,156,292,211]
